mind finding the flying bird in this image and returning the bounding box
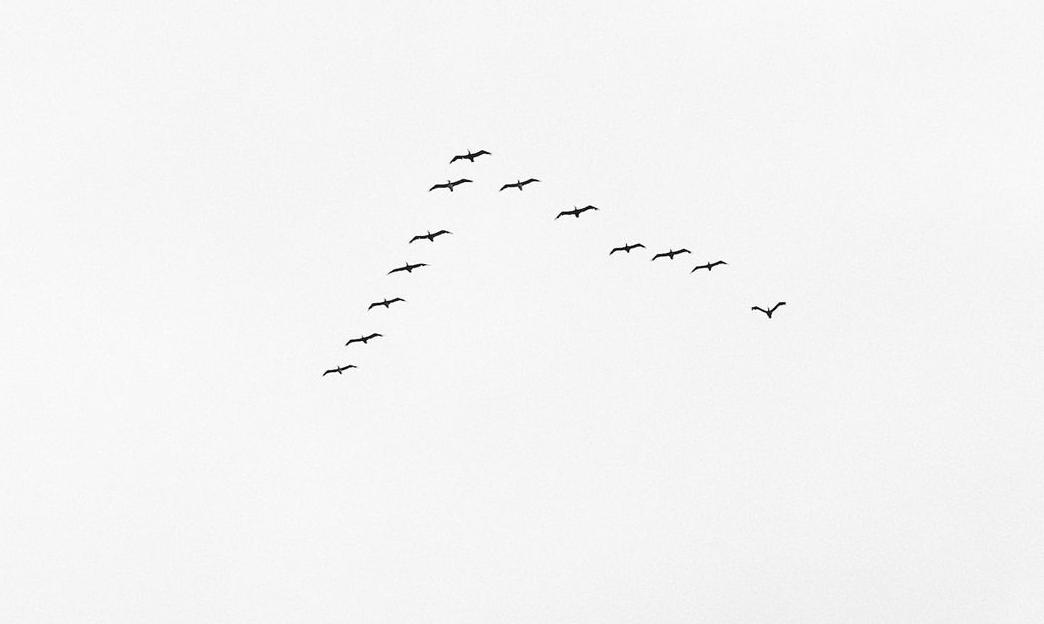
[610,243,645,255]
[345,332,383,347]
[429,178,472,192]
[322,364,357,376]
[409,229,452,244]
[555,205,598,219]
[388,261,428,275]
[499,178,540,191]
[751,302,786,318]
[450,149,491,163]
[368,297,405,310]
[691,260,727,272]
[651,248,691,261]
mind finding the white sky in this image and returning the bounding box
[2,1,1043,622]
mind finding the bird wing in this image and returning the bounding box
[388,266,405,274]
[367,302,379,309]
[522,178,540,185]
[752,306,768,314]
[712,261,726,267]
[454,178,473,185]
[633,243,645,249]
[433,229,451,237]
[499,183,512,191]
[610,247,623,254]
[555,211,569,219]
[582,205,598,210]
[690,265,705,272]
[368,333,382,339]
[677,249,691,254]
[770,301,786,313]
[345,338,361,345]
[475,150,490,157]
[409,235,423,243]
[429,183,448,191]
[651,252,667,260]
[449,155,464,163]
[390,298,404,303]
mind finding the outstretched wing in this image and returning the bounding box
[499,183,513,191]
[581,205,598,211]
[389,297,404,304]
[449,154,464,163]
[555,211,570,219]
[409,235,423,243]
[522,178,540,185]
[769,301,786,313]
[474,150,491,157]
[610,246,624,255]
[432,229,452,237]
[677,248,691,254]
[651,252,667,261]
[322,369,336,376]
[367,333,383,340]
[388,266,406,275]
[712,260,726,267]
[691,264,707,273]
[367,302,380,309]
[453,178,473,185]
[429,183,448,191]
[345,337,361,346]
[752,306,768,314]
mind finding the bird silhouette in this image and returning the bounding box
[388,261,428,275]
[368,297,405,310]
[751,302,786,318]
[691,260,727,272]
[322,364,357,376]
[450,149,491,164]
[651,248,691,261]
[429,178,472,192]
[345,332,382,347]
[555,205,599,219]
[610,243,645,255]
[499,178,540,191]
[409,229,452,244]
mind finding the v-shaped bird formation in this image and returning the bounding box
[323,148,787,376]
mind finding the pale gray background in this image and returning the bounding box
[2,1,1043,622]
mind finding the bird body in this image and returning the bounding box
[368,297,405,310]
[409,229,452,244]
[450,149,491,163]
[345,332,383,347]
[691,260,727,272]
[555,205,599,219]
[752,301,786,318]
[651,248,691,261]
[388,262,428,275]
[322,364,357,376]
[610,243,645,255]
[499,178,540,191]
[429,178,472,192]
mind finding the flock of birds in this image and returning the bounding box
[322,148,786,377]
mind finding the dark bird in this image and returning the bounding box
[751,301,786,318]
[368,297,405,310]
[651,248,691,261]
[450,149,491,164]
[691,260,727,272]
[409,229,452,244]
[610,243,645,255]
[555,205,599,219]
[345,332,383,347]
[322,364,357,376]
[429,178,472,192]
[499,178,540,191]
[388,261,428,275]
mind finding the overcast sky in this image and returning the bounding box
[3,1,1043,622]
